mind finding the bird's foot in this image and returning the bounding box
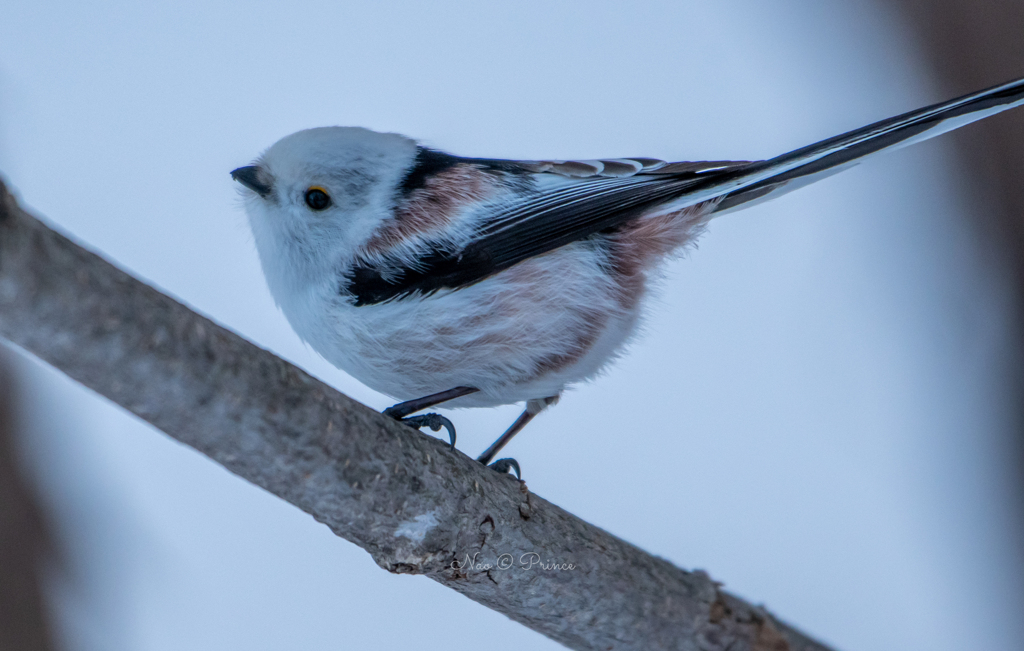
[393,413,457,450]
[488,457,521,480]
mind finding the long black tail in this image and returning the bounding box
[693,76,1024,215]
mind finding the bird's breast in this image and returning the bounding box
[300,240,646,406]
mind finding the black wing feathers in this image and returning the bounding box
[349,161,730,306]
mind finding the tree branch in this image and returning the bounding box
[0,177,833,651]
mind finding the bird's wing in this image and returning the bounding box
[347,76,1024,305]
[346,157,750,305]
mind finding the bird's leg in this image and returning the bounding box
[477,410,537,466]
[384,386,479,419]
[384,386,479,450]
[478,396,559,476]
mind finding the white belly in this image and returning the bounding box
[290,241,645,408]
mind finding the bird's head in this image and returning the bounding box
[233,126,417,301]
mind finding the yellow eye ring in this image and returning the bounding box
[304,186,331,211]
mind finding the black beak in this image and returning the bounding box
[231,166,273,198]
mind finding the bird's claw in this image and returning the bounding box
[397,413,457,450]
[488,457,521,480]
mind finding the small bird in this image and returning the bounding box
[234,77,1024,476]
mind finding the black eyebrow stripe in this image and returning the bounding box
[397,148,462,196]
[397,147,530,199]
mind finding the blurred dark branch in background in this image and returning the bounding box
[0,179,834,651]
[894,0,1024,276]
[891,0,1024,565]
[0,353,56,650]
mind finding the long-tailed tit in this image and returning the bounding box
[234,77,1024,476]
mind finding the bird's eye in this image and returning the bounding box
[304,187,331,211]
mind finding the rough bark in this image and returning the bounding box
[0,177,833,651]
